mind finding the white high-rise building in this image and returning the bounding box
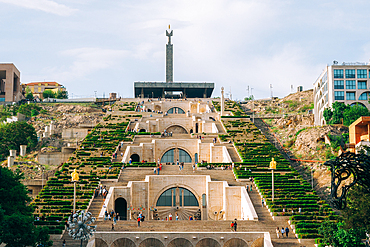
[314,62,370,125]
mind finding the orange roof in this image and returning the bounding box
[24,81,62,86]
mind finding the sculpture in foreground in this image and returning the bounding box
[324,152,370,210]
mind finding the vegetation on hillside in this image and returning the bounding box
[323,102,370,126]
[0,167,52,246]
[0,121,38,160]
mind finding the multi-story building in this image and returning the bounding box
[23,81,66,99]
[314,62,370,125]
[0,63,22,103]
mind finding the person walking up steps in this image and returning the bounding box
[281,227,285,238]
[276,227,280,238]
[285,227,290,238]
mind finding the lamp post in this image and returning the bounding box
[71,169,79,213]
[269,158,277,202]
[251,88,254,123]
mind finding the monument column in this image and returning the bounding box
[221,87,225,116]
[166,25,173,83]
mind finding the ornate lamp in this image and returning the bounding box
[67,210,96,247]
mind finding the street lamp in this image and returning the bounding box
[269,158,277,202]
[71,169,79,213]
[251,88,254,123]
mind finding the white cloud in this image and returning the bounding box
[47,47,129,82]
[0,0,76,16]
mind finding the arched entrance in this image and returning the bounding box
[130,154,140,162]
[155,187,200,220]
[195,238,220,247]
[161,148,192,163]
[111,238,135,247]
[166,125,188,134]
[139,128,146,132]
[139,238,164,247]
[168,238,193,247]
[115,198,127,220]
[224,238,248,247]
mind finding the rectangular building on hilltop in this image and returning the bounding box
[314,62,370,125]
[0,63,22,103]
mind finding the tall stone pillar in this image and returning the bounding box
[166,26,173,83]
[20,145,27,156]
[221,87,225,116]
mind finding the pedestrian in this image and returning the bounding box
[157,167,160,175]
[246,185,249,191]
[111,224,115,231]
[169,213,172,221]
[261,198,264,207]
[116,213,119,221]
[175,213,179,221]
[285,227,289,238]
[104,210,108,221]
[154,167,157,174]
[276,227,280,238]
[63,239,66,247]
[192,163,195,172]
[137,217,141,227]
[250,184,253,192]
[298,207,301,214]
[281,227,285,238]
[233,219,237,232]
[113,214,117,224]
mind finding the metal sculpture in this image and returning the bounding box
[67,210,96,247]
[324,152,370,210]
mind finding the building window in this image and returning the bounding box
[346,92,355,100]
[358,81,367,89]
[179,149,192,163]
[168,107,185,114]
[156,187,198,207]
[345,69,356,78]
[334,69,343,78]
[334,80,344,89]
[346,80,356,89]
[359,92,368,100]
[357,69,367,78]
[161,149,174,163]
[334,91,344,100]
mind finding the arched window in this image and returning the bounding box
[359,92,369,100]
[179,149,192,163]
[161,149,174,163]
[156,187,198,207]
[161,148,192,163]
[168,107,185,114]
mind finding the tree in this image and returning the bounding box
[0,167,52,246]
[25,86,34,101]
[0,121,38,160]
[55,90,68,99]
[319,220,364,247]
[323,102,370,126]
[17,103,41,118]
[342,185,370,232]
[343,104,370,126]
[42,90,55,99]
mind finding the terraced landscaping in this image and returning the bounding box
[218,102,337,241]
[31,102,141,234]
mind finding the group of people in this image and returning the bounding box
[276,227,290,238]
[95,185,108,199]
[137,212,146,227]
[104,209,120,224]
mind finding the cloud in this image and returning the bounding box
[0,0,76,16]
[41,47,129,85]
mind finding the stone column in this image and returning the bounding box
[20,145,27,156]
[221,87,225,116]
[8,149,16,167]
[9,149,16,157]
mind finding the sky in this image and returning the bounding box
[1,0,370,100]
